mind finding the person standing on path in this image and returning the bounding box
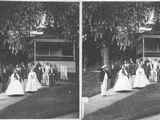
[128,59,136,87]
[99,65,109,96]
[113,64,132,92]
[133,62,150,88]
[25,67,42,92]
[5,69,24,96]
[49,64,54,87]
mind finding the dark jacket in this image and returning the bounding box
[143,64,151,78]
[128,63,136,75]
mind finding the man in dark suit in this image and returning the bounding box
[128,59,136,86]
[34,62,43,83]
[143,60,151,79]
[128,59,136,76]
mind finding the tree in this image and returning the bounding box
[83,2,160,66]
[0,2,44,56]
[0,2,79,62]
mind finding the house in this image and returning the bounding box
[33,34,76,73]
[137,32,160,62]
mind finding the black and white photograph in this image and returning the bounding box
[0,1,79,119]
[82,2,160,120]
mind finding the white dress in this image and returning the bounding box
[113,69,132,91]
[101,72,108,96]
[133,67,150,88]
[25,71,42,92]
[42,65,50,86]
[150,69,157,83]
[5,73,24,96]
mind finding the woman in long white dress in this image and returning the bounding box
[25,68,42,92]
[100,65,108,96]
[113,65,132,92]
[42,63,50,86]
[133,63,150,88]
[5,69,24,96]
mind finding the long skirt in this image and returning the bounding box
[113,74,132,92]
[6,79,24,96]
[133,74,150,88]
[101,74,108,96]
[25,78,41,92]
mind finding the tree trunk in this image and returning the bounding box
[101,46,109,66]
[100,46,111,89]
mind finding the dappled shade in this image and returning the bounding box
[0,84,79,119]
[85,83,160,120]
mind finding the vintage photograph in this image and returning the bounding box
[0,1,79,119]
[82,2,160,120]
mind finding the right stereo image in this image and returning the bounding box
[82,2,160,120]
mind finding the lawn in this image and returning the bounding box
[0,83,79,119]
[82,71,101,97]
[84,83,160,120]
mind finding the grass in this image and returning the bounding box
[0,83,79,119]
[84,83,160,120]
[82,71,101,97]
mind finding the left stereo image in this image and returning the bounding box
[0,1,79,119]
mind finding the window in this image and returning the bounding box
[36,42,74,61]
[62,43,73,56]
[37,46,49,55]
[144,38,160,52]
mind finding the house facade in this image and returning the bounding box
[33,35,76,73]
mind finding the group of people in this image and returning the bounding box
[3,62,58,96]
[100,58,160,96]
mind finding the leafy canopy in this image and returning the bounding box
[0,2,79,55]
[83,2,160,50]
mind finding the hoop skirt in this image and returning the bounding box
[5,74,24,96]
[133,67,150,88]
[101,73,108,96]
[113,70,132,91]
[25,71,42,92]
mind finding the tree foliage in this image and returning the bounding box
[83,2,160,50]
[45,2,79,41]
[0,2,44,54]
[0,2,79,56]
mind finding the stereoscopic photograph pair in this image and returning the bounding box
[0,1,160,120]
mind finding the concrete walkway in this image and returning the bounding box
[138,114,160,120]
[0,85,77,119]
[0,86,48,111]
[0,93,30,111]
[83,89,139,116]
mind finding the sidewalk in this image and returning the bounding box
[0,93,30,111]
[0,86,47,111]
[83,89,139,116]
[138,114,160,120]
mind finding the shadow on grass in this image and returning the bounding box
[84,83,160,120]
[116,91,133,93]
[0,84,79,119]
[8,95,25,97]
